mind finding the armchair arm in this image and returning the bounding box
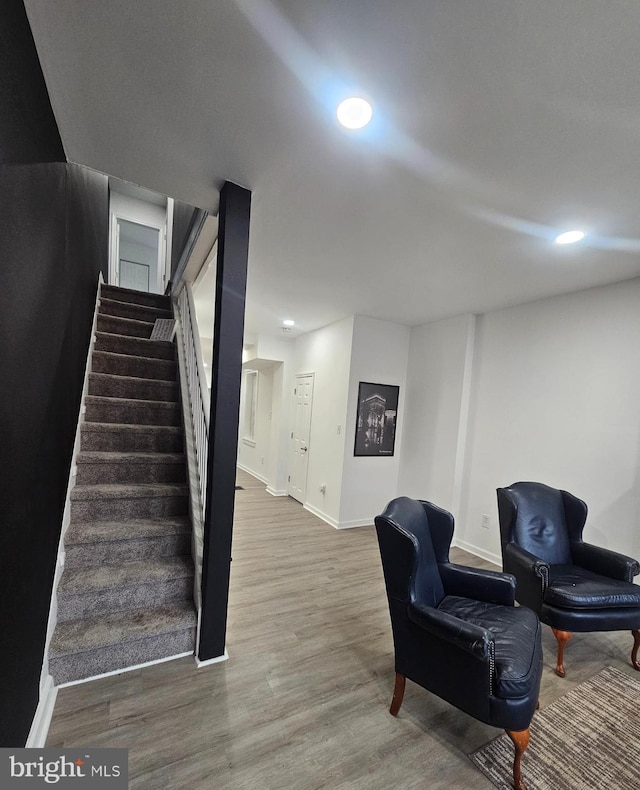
[439,563,516,606]
[571,541,640,583]
[407,600,493,662]
[503,542,549,614]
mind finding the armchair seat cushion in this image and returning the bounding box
[546,565,640,610]
[437,596,540,699]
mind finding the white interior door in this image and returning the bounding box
[289,374,314,503]
[108,191,168,293]
[116,218,163,293]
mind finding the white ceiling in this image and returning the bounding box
[26,0,640,338]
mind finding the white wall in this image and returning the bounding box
[293,317,354,526]
[397,314,475,515]
[339,316,410,527]
[459,278,640,563]
[237,365,274,483]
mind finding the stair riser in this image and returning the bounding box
[95,333,175,360]
[85,400,181,426]
[88,374,178,402]
[80,428,183,453]
[57,577,193,622]
[100,299,172,324]
[50,628,195,686]
[76,461,186,485]
[93,352,176,380]
[101,286,171,310]
[65,533,191,569]
[71,496,188,521]
[97,314,152,339]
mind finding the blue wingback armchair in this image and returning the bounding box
[375,497,542,790]
[497,481,640,677]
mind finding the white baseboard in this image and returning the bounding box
[26,675,58,748]
[266,487,288,497]
[236,463,268,484]
[303,503,374,530]
[335,518,374,530]
[303,502,339,528]
[453,538,501,568]
[195,650,229,668]
[56,651,193,689]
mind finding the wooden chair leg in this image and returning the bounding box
[389,673,405,716]
[632,630,640,671]
[551,628,572,677]
[506,727,530,790]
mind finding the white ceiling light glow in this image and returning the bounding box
[282,319,295,326]
[555,230,585,245]
[336,97,372,129]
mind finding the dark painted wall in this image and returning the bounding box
[0,163,109,746]
[0,0,109,748]
[0,0,65,163]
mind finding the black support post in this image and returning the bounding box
[198,181,251,660]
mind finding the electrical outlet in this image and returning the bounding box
[481,514,491,530]
[320,484,326,494]
[337,425,342,435]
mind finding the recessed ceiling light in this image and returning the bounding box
[283,319,295,327]
[555,230,585,245]
[336,97,373,130]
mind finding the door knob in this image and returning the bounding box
[301,446,308,452]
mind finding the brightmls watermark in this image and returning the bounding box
[1,749,128,788]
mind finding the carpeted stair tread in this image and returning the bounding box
[65,516,191,545]
[85,395,181,426]
[81,422,182,435]
[94,331,175,360]
[75,451,187,485]
[49,602,196,657]
[58,556,193,596]
[80,422,184,453]
[92,350,176,380]
[97,313,154,339]
[100,297,173,325]
[76,451,186,465]
[101,284,171,310]
[88,372,178,402]
[70,482,188,501]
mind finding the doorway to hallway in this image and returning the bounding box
[288,373,314,503]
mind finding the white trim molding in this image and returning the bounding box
[26,675,58,748]
[452,538,501,568]
[195,651,229,669]
[303,502,339,528]
[57,651,194,689]
[335,518,374,530]
[236,462,268,485]
[265,487,288,497]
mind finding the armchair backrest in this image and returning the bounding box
[497,482,572,564]
[375,496,445,609]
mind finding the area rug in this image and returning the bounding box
[470,666,640,789]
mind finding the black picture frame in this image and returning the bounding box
[354,382,399,457]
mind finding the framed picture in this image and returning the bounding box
[354,382,399,457]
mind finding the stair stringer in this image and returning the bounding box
[30,272,103,746]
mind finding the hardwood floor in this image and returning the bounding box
[47,469,640,788]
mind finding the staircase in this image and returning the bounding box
[49,284,197,685]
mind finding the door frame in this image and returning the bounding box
[288,372,314,502]
[108,193,168,293]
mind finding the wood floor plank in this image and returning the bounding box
[46,468,640,788]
